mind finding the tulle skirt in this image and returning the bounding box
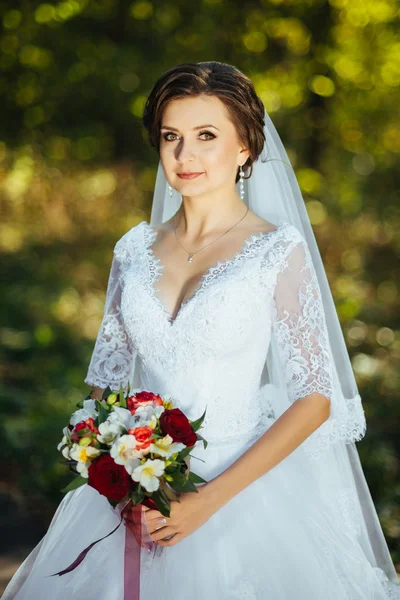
[3,421,400,600]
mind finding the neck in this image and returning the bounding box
[175,193,248,240]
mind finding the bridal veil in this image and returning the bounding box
[147,106,399,584]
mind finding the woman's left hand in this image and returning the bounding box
[143,485,215,547]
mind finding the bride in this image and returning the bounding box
[3,61,399,599]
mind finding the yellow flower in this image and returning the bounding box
[70,444,100,464]
[131,458,166,492]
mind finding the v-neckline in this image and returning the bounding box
[141,219,288,325]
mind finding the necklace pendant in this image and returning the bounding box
[188,254,193,263]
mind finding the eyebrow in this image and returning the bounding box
[160,124,220,131]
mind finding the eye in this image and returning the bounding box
[162,130,216,142]
[162,132,178,142]
[199,131,216,140]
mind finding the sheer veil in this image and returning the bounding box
[149,108,398,583]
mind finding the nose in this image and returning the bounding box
[175,139,196,163]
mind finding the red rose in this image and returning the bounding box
[127,391,163,415]
[127,426,154,451]
[88,455,131,502]
[71,418,99,442]
[74,421,87,432]
[86,418,99,434]
[159,408,197,447]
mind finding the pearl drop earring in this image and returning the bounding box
[168,184,173,198]
[239,165,245,200]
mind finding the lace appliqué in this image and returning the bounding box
[336,488,363,537]
[143,220,289,324]
[84,228,138,392]
[84,310,135,390]
[373,568,400,599]
[270,238,333,403]
[261,231,366,459]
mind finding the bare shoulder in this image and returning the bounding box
[239,210,279,235]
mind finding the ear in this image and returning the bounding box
[238,147,250,167]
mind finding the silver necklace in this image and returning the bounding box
[174,206,250,263]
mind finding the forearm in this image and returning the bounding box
[89,386,104,400]
[202,393,330,512]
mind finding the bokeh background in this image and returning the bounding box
[1,0,399,591]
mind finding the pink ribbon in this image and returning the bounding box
[121,500,156,600]
[48,498,156,600]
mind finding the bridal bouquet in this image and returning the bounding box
[51,385,208,578]
[57,385,208,518]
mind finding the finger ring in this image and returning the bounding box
[156,518,167,529]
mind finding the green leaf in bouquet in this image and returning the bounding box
[168,470,187,485]
[195,433,208,450]
[175,445,192,461]
[61,476,87,493]
[95,399,110,425]
[118,386,127,408]
[75,400,84,408]
[188,407,207,432]
[188,471,207,484]
[131,484,145,505]
[164,463,179,474]
[102,386,112,400]
[167,476,198,494]
[151,489,171,517]
[169,469,196,490]
[75,427,91,437]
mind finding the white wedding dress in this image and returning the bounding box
[3,219,400,599]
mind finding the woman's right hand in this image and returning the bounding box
[89,386,104,400]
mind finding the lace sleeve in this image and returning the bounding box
[271,237,333,405]
[84,245,136,391]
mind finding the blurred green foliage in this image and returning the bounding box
[0,0,399,572]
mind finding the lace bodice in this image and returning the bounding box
[84,219,364,453]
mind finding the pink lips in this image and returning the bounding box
[177,172,204,180]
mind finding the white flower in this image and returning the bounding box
[62,445,71,459]
[154,405,165,418]
[57,434,68,451]
[130,459,165,492]
[70,444,101,478]
[70,399,98,427]
[147,414,157,430]
[57,426,73,449]
[130,404,161,426]
[108,405,162,430]
[97,421,121,445]
[110,434,142,466]
[149,434,186,458]
[161,394,173,403]
[108,407,136,431]
[57,434,72,458]
[76,462,89,478]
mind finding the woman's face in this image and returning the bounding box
[159,95,249,198]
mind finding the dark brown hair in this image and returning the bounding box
[142,61,266,183]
